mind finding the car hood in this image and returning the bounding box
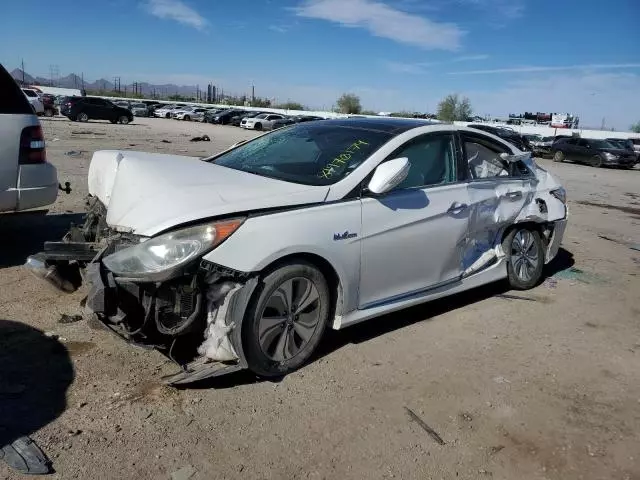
[602,148,633,155]
[87,150,330,237]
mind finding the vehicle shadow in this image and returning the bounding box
[194,247,574,390]
[0,319,74,467]
[0,211,84,269]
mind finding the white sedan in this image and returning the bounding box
[27,119,567,385]
[240,113,286,130]
[173,106,207,121]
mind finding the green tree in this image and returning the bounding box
[336,93,362,114]
[437,94,473,122]
[631,121,640,133]
[276,101,305,110]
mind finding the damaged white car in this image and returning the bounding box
[26,119,567,385]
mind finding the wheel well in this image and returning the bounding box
[263,253,342,325]
[501,221,548,250]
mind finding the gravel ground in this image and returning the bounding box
[1,116,639,480]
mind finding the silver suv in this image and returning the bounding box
[0,64,58,212]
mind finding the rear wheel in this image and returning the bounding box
[76,112,89,122]
[242,261,331,377]
[504,227,544,290]
[553,150,564,162]
[590,155,603,168]
[118,115,129,125]
[44,109,54,118]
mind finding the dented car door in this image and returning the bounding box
[460,132,532,274]
[358,132,470,308]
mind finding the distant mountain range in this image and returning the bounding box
[10,68,202,97]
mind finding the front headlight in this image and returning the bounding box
[603,152,617,160]
[102,218,244,281]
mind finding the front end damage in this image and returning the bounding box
[26,198,257,386]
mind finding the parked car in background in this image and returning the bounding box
[1,64,58,212]
[230,110,265,126]
[173,106,207,121]
[529,135,572,157]
[154,104,177,118]
[40,94,59,117]
[202,108,228,124]
[241,113,285,130]
[467,124,532,152]
[60,97,134,124]
[552,137,636,168]
[26,119,567,383]
[154,104,187,118]
[294,115,325,123]
[114,100,131,110]
[21,88,44,115]
[130,103,150,117]
[606,138,640,162]
[272,116,298,129]
[210,109,247,125]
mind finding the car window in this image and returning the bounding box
[23,90,38,98]
[386,134,457,190]
[465,141,509,179]
[578,139,590,147]
[211,123,392,186]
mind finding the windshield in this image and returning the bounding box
[133,103,146,108]
[210,122,392,186]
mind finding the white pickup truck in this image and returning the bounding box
[1,65,58,212]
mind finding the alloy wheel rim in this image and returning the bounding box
[511,230,539,282]
[258,277,321,362]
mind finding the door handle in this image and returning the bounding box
[447,202,468,214]
[505,191,523,200]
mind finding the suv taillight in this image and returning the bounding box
[19,125,46,164]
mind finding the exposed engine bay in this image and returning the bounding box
[27,197,255,385]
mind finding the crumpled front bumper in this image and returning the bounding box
[82,258,258,385]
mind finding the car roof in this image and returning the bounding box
[322,117,435,134]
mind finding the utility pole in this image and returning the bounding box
[251,83,255,104]
[21,59,25,84]
[601,117,605,130]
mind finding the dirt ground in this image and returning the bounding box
[1,116,639,480]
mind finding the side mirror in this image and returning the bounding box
[367,157,410,195]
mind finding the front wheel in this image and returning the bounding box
[254,122,262,131]
[590,155,603,168]
[76,112,89,122]
[183,115,190,121]
[504,227,544,290]
[553,150,564,162]
[118,116,130,124]
[242,261,331,377]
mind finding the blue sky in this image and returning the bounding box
[1,0,639,129]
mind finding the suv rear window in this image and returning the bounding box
[0,64,33,114]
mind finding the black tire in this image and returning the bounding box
[553,150,564,162]
[44,109,54,118]
[118,115,129,125]
[503,227,544,290]
[242,261,331,377]
[184,115,190,121]
[76,112,89,122]
[590,155,603,168]
[165,113,171,118]
[254,122,262,131]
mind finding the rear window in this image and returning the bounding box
[0,64,33,114]
[23,89,38,98]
